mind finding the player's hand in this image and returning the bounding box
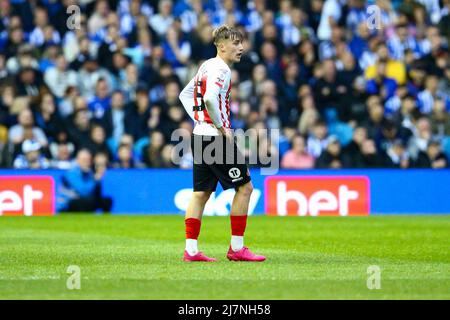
[218,127,233,142]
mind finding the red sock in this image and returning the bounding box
[185,218,201,239]
[230,215,247,236]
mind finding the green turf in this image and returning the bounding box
[0,215,449,299]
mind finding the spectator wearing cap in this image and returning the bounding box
[281,134,315,169]
[13,139,49,169]
[60,149,112,213]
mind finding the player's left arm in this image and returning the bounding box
[202,68,229,129]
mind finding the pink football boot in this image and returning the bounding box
[183,251,217,262]
[227,246,266,262]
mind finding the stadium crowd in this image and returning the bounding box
[0,0,449,171]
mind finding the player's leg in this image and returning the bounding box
[211,134,265,261]
[183,134,218,262]
[229,181,253,250]
[226,181,265,262]
[185,190,212,256]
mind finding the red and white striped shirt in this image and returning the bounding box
[179,57,232,136]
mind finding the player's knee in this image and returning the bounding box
[237,182,253,197]
[192,191,212,203]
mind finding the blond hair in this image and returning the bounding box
[212,25,243,46]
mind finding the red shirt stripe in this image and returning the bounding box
[200,74,212,123]
[225,80,232,128]
[193,75,199,121]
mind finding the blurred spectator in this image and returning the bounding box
[384,139,411,168]
[13,139,49,169]
[317,0,342,41]
[100,90,133,143]
[88,78,111,119]
[281,134,315,169]
[307,119,329,158]
[113,143,143,168]
[315,136,349,168]
[343,126,367,164]
[150,0,174,38]
[67,109,91,150]
[143,130,166,167]
[83,124,112,161]
[354,139,384,168]
[430,99,450,137]
[50,142,74,170]
[8,108,48,148]
[44,54,77,99]
[60,149,112,213]
[414,139,448,168]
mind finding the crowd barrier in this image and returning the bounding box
[0,169,449,216]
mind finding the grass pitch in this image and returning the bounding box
[0,215,449,299]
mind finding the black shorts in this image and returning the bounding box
[191,134,251,191]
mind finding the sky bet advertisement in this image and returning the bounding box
[0,169,449,216]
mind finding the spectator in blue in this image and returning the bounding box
[60,149,112,213]
[366,61,398,100]
[88,78,111,119]
[162,23,191,81]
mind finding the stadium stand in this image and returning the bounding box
[0,0,449,170]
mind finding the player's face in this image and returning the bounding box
[224,37,244,63]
